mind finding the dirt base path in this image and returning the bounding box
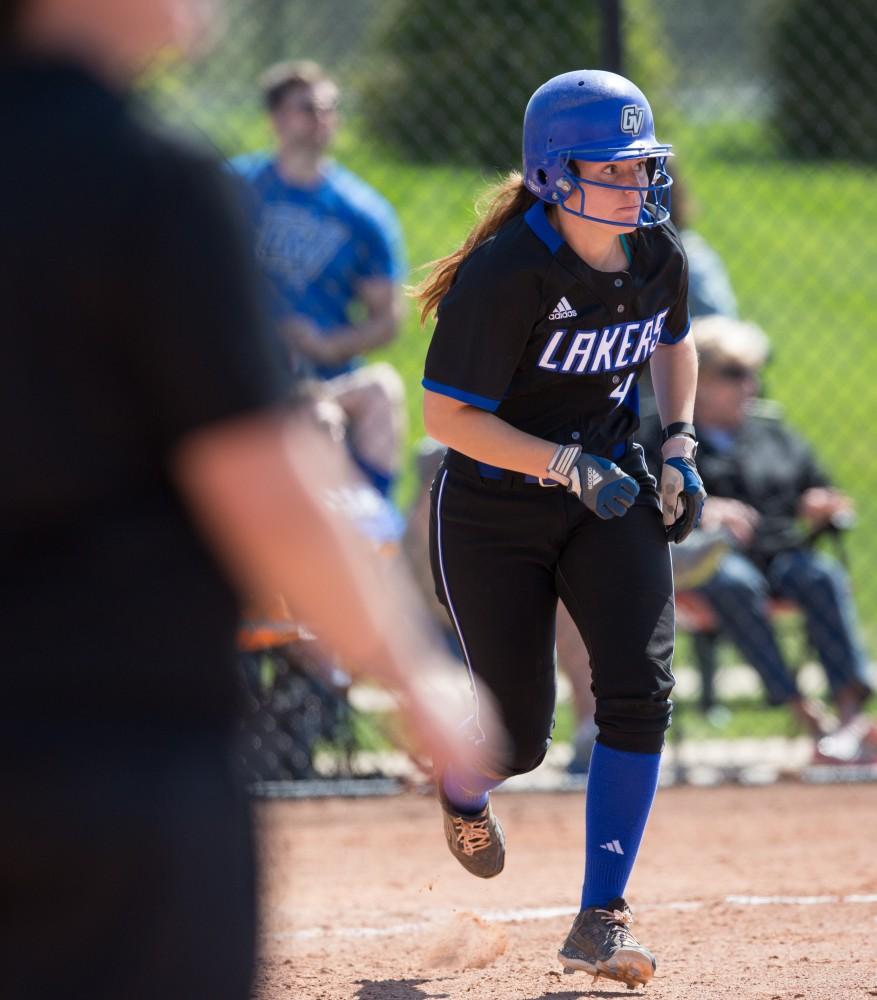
[253,783,877,1000]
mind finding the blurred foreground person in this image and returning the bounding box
[0,3,496,998]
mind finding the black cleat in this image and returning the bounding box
[558,897,656,989]
[439,789,505,878]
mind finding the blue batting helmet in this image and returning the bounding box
[522,70,672,228]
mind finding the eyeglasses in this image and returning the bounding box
[287,100,338,116]
[713,363,758,381]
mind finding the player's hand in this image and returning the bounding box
[660,437,707,543]
[571,452,640,519]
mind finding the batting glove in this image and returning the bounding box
[660,436,707,543]
[545,444,640,519]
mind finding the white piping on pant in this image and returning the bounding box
[435,468,485,744]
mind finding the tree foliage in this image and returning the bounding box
[771,0,877,161]
[356,0,671,170]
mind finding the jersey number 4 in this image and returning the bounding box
[609,372,635,406]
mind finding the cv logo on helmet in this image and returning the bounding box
[620,104,644,136]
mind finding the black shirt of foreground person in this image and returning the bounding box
[0,58,288,723]
[1,54,293,1000]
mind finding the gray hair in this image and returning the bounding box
[692,315,771,373]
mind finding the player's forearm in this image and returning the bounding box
[174,407,509,770]
[423,391,555,477]
[174,410,429,677]
[649,335,698,428]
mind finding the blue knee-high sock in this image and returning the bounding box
[580,743,662,909]
[442,764,505,815]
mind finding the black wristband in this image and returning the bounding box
[661,421,697,443]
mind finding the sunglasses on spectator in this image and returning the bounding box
[713,363,758,381]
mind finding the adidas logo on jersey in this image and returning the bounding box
[599,839,625,855]
[548,297,577,320]
[587,467,603,490]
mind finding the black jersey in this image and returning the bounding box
[423,200,689,479]
[0,58,288,725]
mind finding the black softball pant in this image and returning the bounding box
[0,721,255,1000]
[429,463,675,776]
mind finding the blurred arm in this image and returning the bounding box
[798,486,855,530]
[174,407,413,674]
[286,278,403,366]
[700,495,761,545]
[172,405,500,766]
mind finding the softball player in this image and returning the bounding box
[416,70,705,989]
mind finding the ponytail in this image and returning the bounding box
[411,171,538,324]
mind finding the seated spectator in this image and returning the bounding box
[641,316,874,763]
[232,60,407,500]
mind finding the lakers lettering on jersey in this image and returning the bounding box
[537,308,670,375]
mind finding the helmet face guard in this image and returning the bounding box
[556,154,673,228]
[523,70,673,229]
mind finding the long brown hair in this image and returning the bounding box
[411,171,538,324]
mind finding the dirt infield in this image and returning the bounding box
[253,783,877,999]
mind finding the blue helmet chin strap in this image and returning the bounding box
[557,157,673,229]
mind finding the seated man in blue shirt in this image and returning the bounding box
[233,60,407,499]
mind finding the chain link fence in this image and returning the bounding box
[145,0,877,775]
